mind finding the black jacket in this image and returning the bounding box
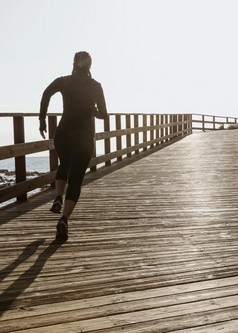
[39,72,108,133]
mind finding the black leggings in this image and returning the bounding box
[54,130,94,203]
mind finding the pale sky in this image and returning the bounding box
[0,0,238,146]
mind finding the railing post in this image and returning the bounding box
[184,114,187,134]
[156,114,159,146]
[182,114,184,133]
[189,114,193,134]
[179,114,182,135]
[143,114,147,151]
[170,114,173,140]
[173,114,177,137]
[90,117,97,171]
[165,114,168,141]
[202,115,205,131]
[161,115,164,143]
[134,114,139,154]
[213,116,216,130]
[13,116,27,202]
[116,115,122,161]
[48,116,58,187]
[104,115,111,166]
[126,114,131,157]
[150,114,154,148]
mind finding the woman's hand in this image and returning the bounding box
[40,129,47,139]
[39,120,47,139]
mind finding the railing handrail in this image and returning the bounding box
[192,113,238,119]
[0,112,191,117]
[0,113,63,117]
[0,122,186,161]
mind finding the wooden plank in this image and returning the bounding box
[143,114,147,151]
[1,112,236,125]
[134,114,139,154]
[0,124,188,160]
[89,132,188,167]
[189,114,193,133]
[13,116,27,202]
[160,114,164,142]
[0,113,62,117]
[169,114,173,141]
[104,115,111,166]
[0,140,54,160]
[116,115,122,161]
[150,115,154,148]
[171,319,238,332]
[156,114,159,146]
[179,114,182,134]
[0,171,56,203]
[192,119,237,125]
[90,117,97,171]
[165,114,168,141]
[126,114,131,157]
[48,116,58,188]
[172,114,178,137]
[77,309,238,332]
[192,127,221,131]
[95,122,186,140]
[48,117,58,171]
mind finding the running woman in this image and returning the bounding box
[39,51,108,241]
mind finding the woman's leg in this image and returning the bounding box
[62,135,94,219]
[62,200,76,219]
[51,131,70,213]
[55,179,67,198]
[64,150,92,216]
[56,150,92,241]
[56,136,94,240]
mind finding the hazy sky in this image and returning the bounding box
[0,0,238,145]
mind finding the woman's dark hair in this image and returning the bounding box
[72,51,92,77]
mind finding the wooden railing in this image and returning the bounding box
[192,113,238,131]
[0,113,192,205]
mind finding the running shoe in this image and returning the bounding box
[56,216,68,241]
[50,195,62,214]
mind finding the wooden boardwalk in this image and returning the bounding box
[0,130,238,332]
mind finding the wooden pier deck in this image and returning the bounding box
[0,129,238,332]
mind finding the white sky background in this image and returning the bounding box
[0,0,238,147]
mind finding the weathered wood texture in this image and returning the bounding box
[0,130,238,332]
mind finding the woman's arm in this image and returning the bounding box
[39,77,62,138]
[94,83,108,119]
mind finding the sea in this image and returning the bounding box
[1,156,49,171]
[0,156,50,208]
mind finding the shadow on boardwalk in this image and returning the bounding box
[0,239,62,315]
